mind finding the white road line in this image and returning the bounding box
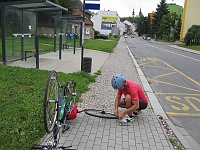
[147,44,200,62]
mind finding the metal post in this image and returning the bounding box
[59,34,62,59]
[73,34,76,54]
[81,0,85,71]
[35,10,39,69]
[1,5,6,64]
[80,22,82,47]
[21,10,24,61]
[35,35,39,68]
[54,19,57,52]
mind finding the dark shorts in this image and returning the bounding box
[123,98,148,110]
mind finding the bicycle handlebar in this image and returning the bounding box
[67,80,76,88]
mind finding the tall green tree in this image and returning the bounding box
[159,14,171,41]
[151,0,169,39]
[137,8,144,36]
[50,0,78,14]
[175,14,182,40]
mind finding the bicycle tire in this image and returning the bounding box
[44,70,59,133]
[84,109,118,119]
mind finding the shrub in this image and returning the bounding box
[184,25,200,45]
[94,30,100,35]
[184,32,193,45]
[114,35,119,38]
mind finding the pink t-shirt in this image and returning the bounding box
[117,80,148,103]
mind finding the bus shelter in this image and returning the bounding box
[1,0,68,68]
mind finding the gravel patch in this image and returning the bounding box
[78,38,142,112]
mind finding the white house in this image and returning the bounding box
[91,10,124,35]
[118,22,125,35]
[123,20,132,34]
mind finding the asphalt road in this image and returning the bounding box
[126,36,200,145]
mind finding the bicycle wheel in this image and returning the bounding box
[44,70,60,133]
[84,109,118,119]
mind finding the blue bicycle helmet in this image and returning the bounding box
[111,74,126,89]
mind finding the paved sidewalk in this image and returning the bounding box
[8,48,110,74]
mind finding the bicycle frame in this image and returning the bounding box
[51,81,77,147]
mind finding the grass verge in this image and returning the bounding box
[0,65,99,149]
[177,44,200,51]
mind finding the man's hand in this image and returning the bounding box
[119,111,126,120]
[114,110,118,116]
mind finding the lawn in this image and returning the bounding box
[84,39,118,53]
[177,44,200,51]
[0,36,119,59]
[0,65,99,149]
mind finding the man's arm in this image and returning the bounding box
[114,94,121,116]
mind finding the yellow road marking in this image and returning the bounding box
[185,96,200,111]
[140,60,159,66]
[166,96,189,111]
[166,112,200,117]
[155,92,200,96]
[152,72,177,79]
[141,58,160,61]
[149,78,200,92]
[160,60,200,87]
[140,57,200,114]
[143,65,174,71]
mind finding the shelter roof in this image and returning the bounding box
[1,0,68,12]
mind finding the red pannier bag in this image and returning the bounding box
[67,104,78,120]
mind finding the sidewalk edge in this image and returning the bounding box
[168,45,200,55]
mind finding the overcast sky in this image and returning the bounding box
[85,0,185,17]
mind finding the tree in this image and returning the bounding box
[175,14,182,40]
[137,8,144,36]
[50,0,77,14]
[159,14,171,41]
[151,0,169,39]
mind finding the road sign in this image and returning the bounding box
[85,3,100,10]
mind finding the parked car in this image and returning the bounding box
[94,34,108,39]
[124,34,128,38]
[143,34,151,40]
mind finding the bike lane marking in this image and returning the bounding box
[139,57,200,117]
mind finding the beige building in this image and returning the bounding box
[180,0,200,41]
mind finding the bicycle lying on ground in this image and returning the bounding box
[31,70,77,150]
[31,70,121,149]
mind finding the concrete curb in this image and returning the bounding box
[126,45,200,150]
[168,45,200,55]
